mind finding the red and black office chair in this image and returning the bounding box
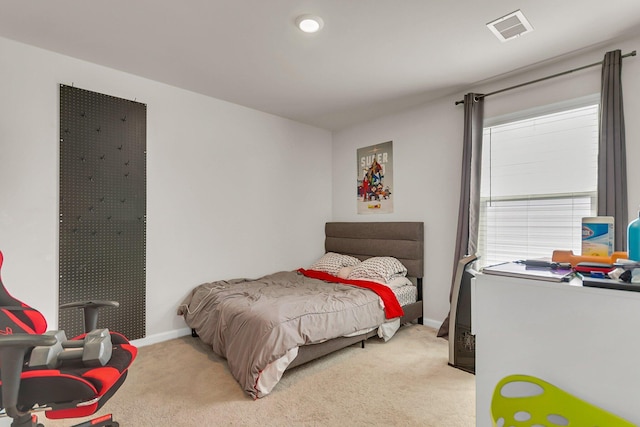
[0,251,137,427]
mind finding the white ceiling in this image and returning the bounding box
[1,1,640,130]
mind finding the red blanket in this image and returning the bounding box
[297,268,404,319]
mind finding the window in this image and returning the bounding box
[477,101,599,267]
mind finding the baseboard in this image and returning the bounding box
[131,327,192,347]
[421,317,443,331]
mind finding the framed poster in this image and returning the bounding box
[357,141,393,214]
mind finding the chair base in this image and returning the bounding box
[9,414,42,427]
[71,414,119,427]
[10,413,119,427]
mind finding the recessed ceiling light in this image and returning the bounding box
[296,14,324,33]
[487,10,533,42]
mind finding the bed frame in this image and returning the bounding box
[286,221,424,369]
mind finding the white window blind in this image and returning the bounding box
[478,103,599,267]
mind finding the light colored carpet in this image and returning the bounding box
[42,325,475,426]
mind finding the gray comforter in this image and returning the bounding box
[177,270,388,399]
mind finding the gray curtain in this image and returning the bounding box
[438,93,484,338]
[598,49,628,251]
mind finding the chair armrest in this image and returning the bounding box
[0,333,57,347]
[60,300,119,333]
[0,334,57,420]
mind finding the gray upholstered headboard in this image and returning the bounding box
[324,222,424,278]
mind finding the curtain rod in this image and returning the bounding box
[454,50,636,105]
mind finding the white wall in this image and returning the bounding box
[0,36,333,342]
[332,95,463,329]
[332,34,640,328]
[2,31,639,341]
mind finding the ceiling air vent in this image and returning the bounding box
[487,10,533,42]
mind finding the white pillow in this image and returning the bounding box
[309,252,361,276]
[386,276,413,289]
[347,256,408,283]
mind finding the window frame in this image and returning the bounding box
[477,94,601,267]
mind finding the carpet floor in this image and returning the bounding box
[40,324,475,426]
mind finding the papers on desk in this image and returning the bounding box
[482,261,574,282]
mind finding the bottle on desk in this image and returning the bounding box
[629,206,640,261]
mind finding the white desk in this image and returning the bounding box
[472,273,640,426]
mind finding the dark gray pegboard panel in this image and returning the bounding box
[59,84,146,340]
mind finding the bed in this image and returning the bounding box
[178,221,424,399]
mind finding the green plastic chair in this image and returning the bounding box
[491,374,636,426]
